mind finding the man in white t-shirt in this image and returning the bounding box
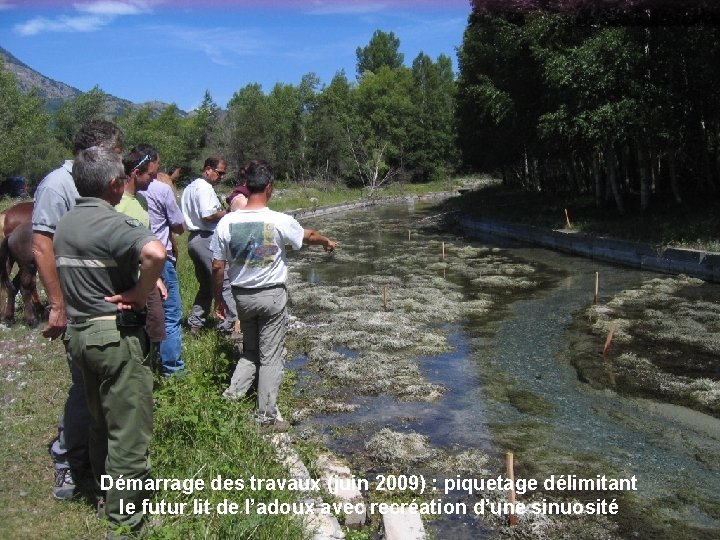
[210,160,337,431]
[180,156,236,335]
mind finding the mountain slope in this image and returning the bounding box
[0,46,82,100]
[0,46,182,116]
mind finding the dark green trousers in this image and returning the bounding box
[66,319,153,534]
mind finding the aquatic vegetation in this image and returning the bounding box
[365,428,438,466]
[437,448,492,476]
[506,389,557,418]
[291,398,359,421]
[589,315,633,343]
[582,275,720,417]
[470,275,536,290]
[615,353,720,415]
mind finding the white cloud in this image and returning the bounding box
[74,1,151,16]
[14,1,153,36]
[147,24,267,66]
[306,1,388,15]
[0,1,15,11]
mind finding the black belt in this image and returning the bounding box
[70,310,147,327]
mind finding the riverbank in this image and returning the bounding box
[2,179,718,539]
[442,182,720,253]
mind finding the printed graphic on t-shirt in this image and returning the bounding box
[229,221,279,267]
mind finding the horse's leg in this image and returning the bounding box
[29,271,46,320]
[0,238,13,323]
[19,267,38,328]
[3,268,20,324]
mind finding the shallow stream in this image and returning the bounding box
[285,202,720,539]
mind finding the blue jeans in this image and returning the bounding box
[159,260,185,376]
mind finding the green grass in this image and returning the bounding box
[0,327,108,539]
[214,176,465,215]
[0,232,309,539]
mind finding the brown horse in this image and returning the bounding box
[1,201,33,238]
[0,202,44,327]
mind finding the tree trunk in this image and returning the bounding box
[620,144,631,191]
[637,142,650,212]
[592,152,603,208]
[606,140,625,215]
[699,119,717,192]
[668,152,682,204]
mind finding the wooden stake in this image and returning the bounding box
[441,242,446,261]
[383,285,388,311]
[594,272,599,304]
[408,230,411,241]
[603,322,617,357]
[506,452,518,526]
[565,208,571,228]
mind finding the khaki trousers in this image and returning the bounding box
[65,319,153,534]
[226,285,287,421]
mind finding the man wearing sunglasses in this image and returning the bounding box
[181,156,236,335]
[117,146,167,361]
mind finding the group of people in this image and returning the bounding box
[31,120,336,538]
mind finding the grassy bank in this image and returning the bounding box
[0,236,307,539]
[0,178,461,539]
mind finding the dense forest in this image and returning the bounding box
[458,0,720,214]
[2,0,720,216]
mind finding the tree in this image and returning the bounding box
[0,61,61,183]
[116,104,202,175]
[356,30,404,78]
[407,53,458,181]
[219,84,274,176]
[456,10,544,186]
[53,86,109,151]
[457,1,720,214]
[306,71,356,185]
[191,90,221,151]
[350,66,414,192]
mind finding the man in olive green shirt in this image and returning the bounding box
[55,146,166,538]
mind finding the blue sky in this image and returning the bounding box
[0,1,471,111]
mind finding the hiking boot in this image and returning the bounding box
[53,467,77,500]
